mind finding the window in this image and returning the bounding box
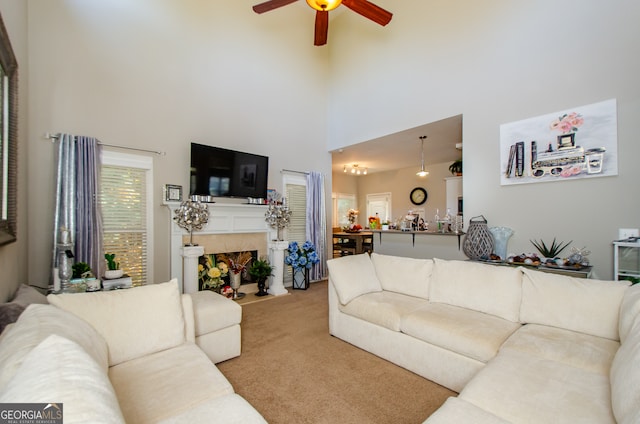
[366,192,392,223]
[0,12,17,246]
[283,173,307,285]
[100,151,153,286]
[332,193,356,228]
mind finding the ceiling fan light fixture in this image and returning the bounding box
[417,135,429,177]
[306,0,342,11]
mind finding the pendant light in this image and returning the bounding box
[416,135,429,177]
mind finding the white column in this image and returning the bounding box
[181,245,204,294]
[268,240,289,296]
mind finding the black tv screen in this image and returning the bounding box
[190,143,269,199]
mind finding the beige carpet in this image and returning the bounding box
[217,281,456,424]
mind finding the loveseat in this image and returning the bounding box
[327,253,640,423]
[0,279,266,423]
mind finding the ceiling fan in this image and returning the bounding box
[252,0,393,46]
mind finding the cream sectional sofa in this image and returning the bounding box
[327,253,640,423]
[0,279,266,424]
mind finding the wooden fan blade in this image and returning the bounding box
[342,0,392,26]
[314,10,329,46]
[253,0,298,14]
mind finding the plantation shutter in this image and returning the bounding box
[284,182,306,284]
[100,165,148,286]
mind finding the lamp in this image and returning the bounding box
[306,0,342,11]
[343,164,368,175]
[416,135,429,177]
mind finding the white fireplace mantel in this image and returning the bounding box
[166,202,275,292]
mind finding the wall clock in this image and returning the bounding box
[410,187,428,205]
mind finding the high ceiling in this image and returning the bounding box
[331,114,463,175]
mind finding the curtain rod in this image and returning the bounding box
[45,133,166,156]
[281,169,309,175]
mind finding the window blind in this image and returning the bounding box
[284,183,307,284]
[100,165,148,286]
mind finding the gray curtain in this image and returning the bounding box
[52,134,103,279]
[306,171,327,281]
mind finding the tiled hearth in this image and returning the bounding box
[167,202,274,293]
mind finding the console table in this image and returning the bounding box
[471,260,593,279]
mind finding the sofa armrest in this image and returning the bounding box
[181,294,195,343]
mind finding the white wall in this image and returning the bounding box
[19,0,640,285]
[26,0,332,285]
[0,0,28,301]
[328,0,640,278]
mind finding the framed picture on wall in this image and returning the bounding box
[164,184,183,202]
[500,99,618,185]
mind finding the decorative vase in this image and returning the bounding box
[256,278,268,297]
[293,268,309,290]
[462,215,494,260]
[488,226,514,262]
[229,272,244,300]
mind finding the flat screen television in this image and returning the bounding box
[189,143,269,199]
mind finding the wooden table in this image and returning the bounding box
[333,231,374,256]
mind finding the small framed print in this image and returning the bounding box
[164,184,183,202]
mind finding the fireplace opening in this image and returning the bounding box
[200,250,258,289]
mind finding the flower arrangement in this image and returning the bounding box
[285,241,320,271]
[343,209,362,232]
[198,254,228,290]
[347,209,359,224]
[550,112,584,134]
[218,251,253,275]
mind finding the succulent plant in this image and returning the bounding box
[104,253,120,270]
[530,238,572,258]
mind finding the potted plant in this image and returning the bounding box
[530,238,572,260]
[70,262,101,292]
[248,258,273,297]
[104,253,124,279]
[449,159,463,176]
[72,262,93,280]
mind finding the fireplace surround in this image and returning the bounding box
[166,202,275,293]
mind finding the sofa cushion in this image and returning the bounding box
[0,285,47,334]
[401,303,521,363]
[191,290,242,335]
[619,282,640,344]
[460,349,616,424]
[424,397,511,424]
[10,284,48,307]
[370,253,432,300]
[429,259,523,322]
[501,324,619,375]
[109,343,234,424]
[158,394,267,424]
[327,253,382,305]
[610,314,640,424]
[48,279,186,365]
[0,302,24,334]
[0,304,109,390]
[0,334,125,424]
[520,268,630,340]
[338,291,428,331]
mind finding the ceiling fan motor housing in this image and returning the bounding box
[306,0,342,11]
